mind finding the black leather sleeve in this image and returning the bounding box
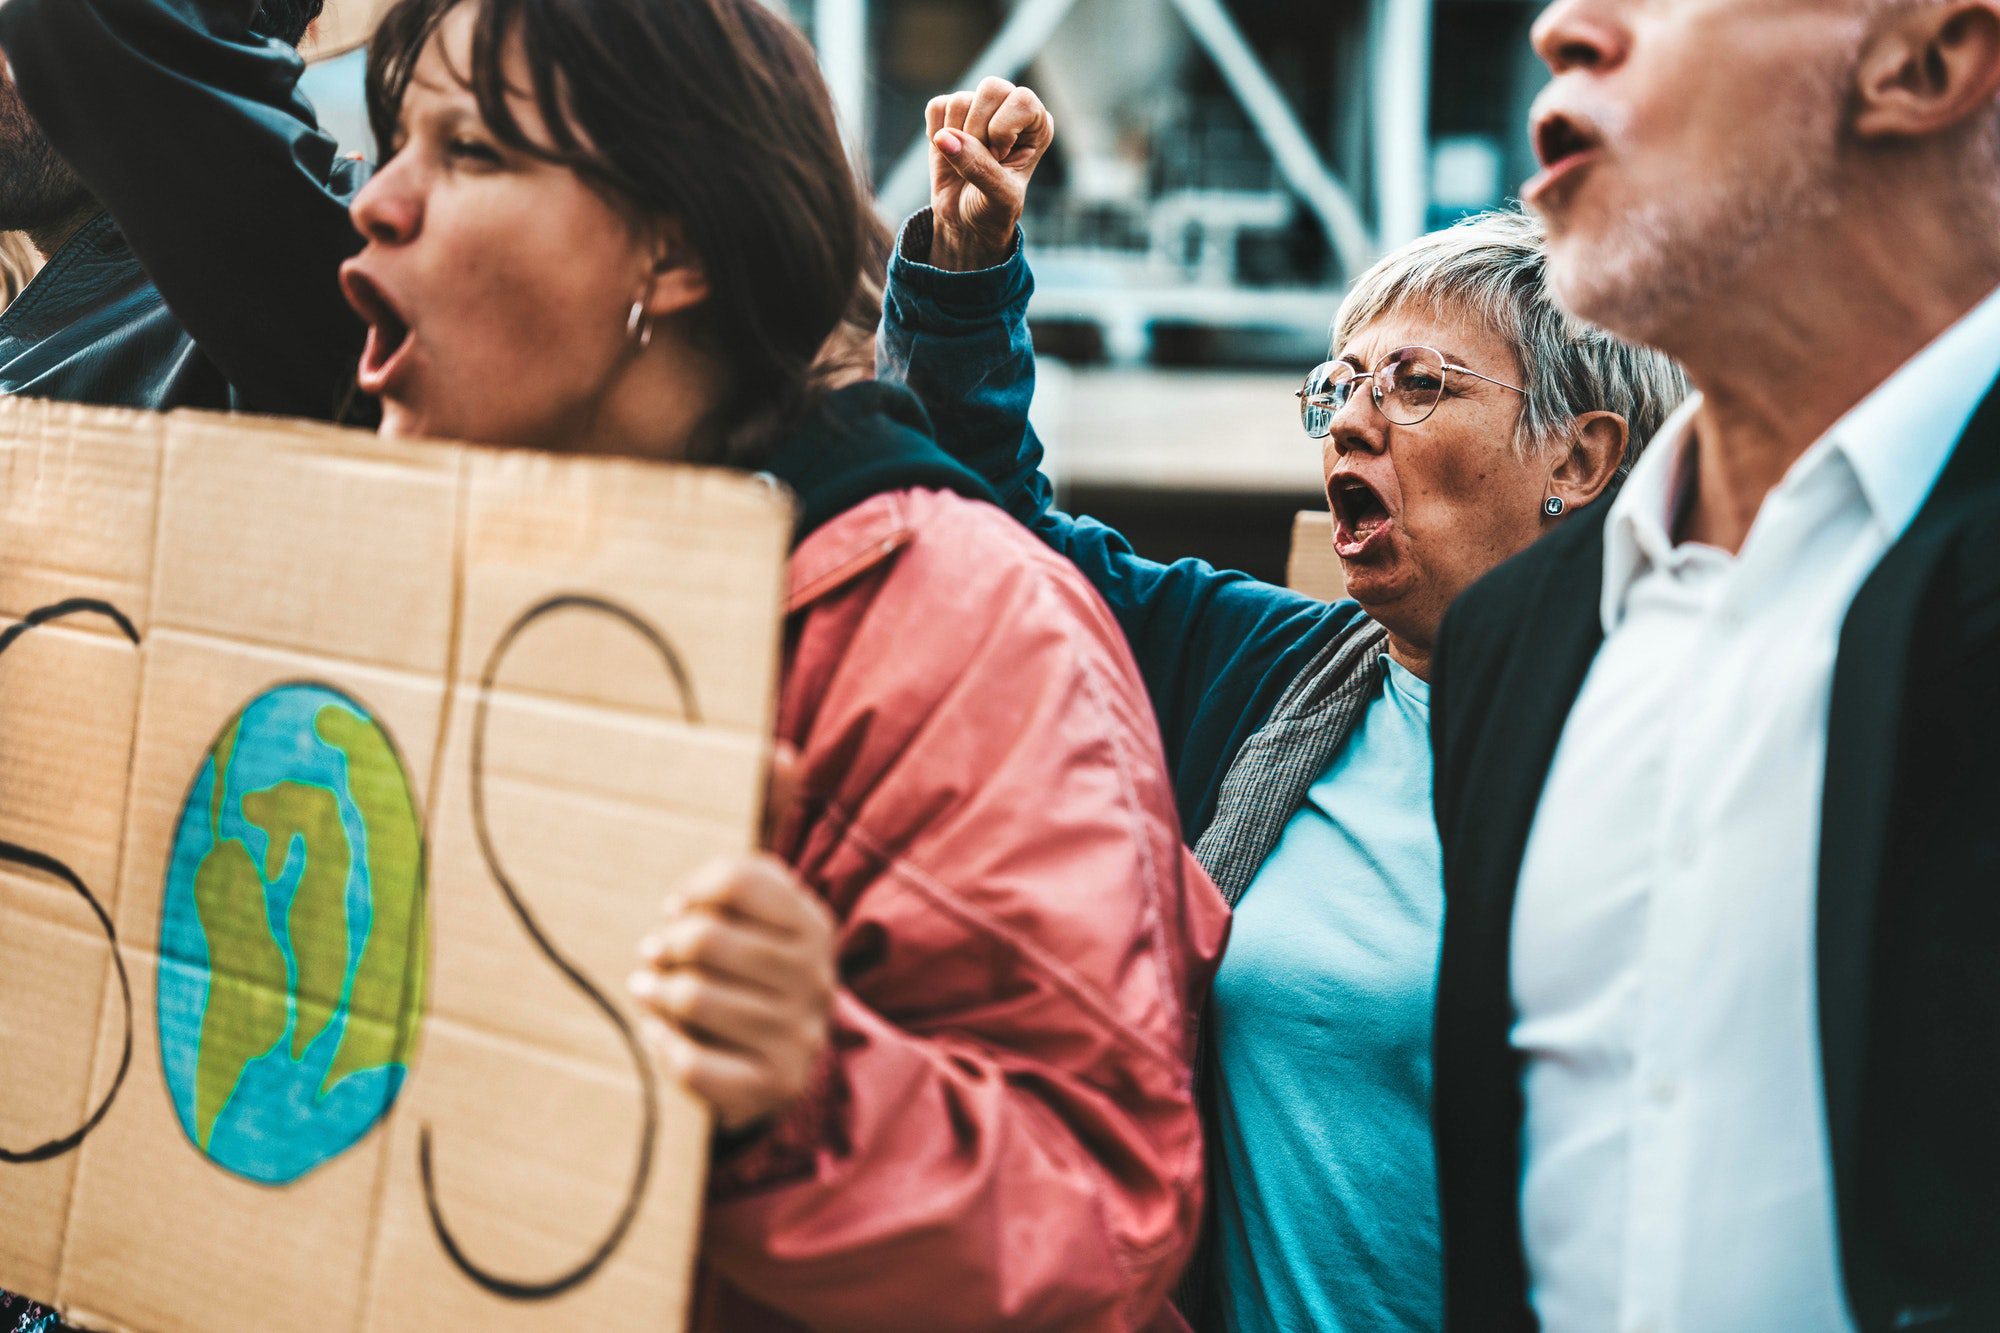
[0,0,369,419]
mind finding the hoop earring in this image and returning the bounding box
[1543,495,1566,518]
[625,300,652,350]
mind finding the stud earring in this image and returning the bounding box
[1543,495,1566,518]
[625,300,653,350]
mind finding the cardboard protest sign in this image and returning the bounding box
[1286,510,1346,602]
[0,398,792,1332]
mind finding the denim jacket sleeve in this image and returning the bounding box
[879,209,1355,830]
[0,0,368,420]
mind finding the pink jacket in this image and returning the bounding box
[695,488,1230,1331]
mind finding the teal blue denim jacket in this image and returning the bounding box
[878,209,1367,841]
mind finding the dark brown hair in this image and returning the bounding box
[253,0,324,44]
[365,0,869,463]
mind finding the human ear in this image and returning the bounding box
[641,218,711,322]
[1547,411,1627,514]
[1853,2,2000,141]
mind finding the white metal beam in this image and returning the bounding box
[815,0,871,159]
[1370,0,1433,247]
[1167,0,1375,275]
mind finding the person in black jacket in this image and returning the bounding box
[0,0,367,416]
[0,4,369,1328]
[1430,2,2000,1331]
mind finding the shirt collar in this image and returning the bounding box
[1598,280,2000,634]
[1600,396,1701,633]
[1825,279,2000,538]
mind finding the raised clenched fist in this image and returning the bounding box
[925,77,1055,273]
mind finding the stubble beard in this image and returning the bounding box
[1542,77,1848,354]
[0,79,88,235]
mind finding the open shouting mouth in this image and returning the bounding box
[1525,109,1603,209]
[1329,473,1395,559]
[340,264,418,398]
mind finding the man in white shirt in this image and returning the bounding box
[1427,3,2000,1332]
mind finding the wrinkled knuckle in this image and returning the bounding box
[723,859,765,901]
[685,1063,716,1098]
[682,915,723,964]
[670,855,728,911]
[787,993,825,1035]
[797,952,836,1002]
[794,1015,829,1060]
[691,1071,726,1111]
[647,923,686,970]
[664,972,704,1022]
[804,888,836,931]
[768,987,806,1032]
[740,851,786,893]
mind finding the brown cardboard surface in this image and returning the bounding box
[0,617,148,1302]
[1286,509,1347,602]
[455,448,787,729]
[0,400,160,632]
[0,904,104,1300]
[152,413,461,677]
[0,399,791,1331]
[360,1020,709,1332]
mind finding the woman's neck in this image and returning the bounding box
[1385,632,1430,683]
[580,326,731,463]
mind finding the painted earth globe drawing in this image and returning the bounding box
[157,683,428,1185]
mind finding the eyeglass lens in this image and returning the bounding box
[1299,347,1450,437]
[1377,348,1448,425]
[1299,361,1346,439]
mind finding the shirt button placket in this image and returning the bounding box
[1630,657,1705,1333]
[1671,828,1697,867]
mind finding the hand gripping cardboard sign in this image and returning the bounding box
[0,398,792,1332]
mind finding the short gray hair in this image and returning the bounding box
[1333,208,1689,473]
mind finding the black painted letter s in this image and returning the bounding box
[0,599,140,1164]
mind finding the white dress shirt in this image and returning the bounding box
[1509,281,2000,1333]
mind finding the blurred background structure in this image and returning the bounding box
[299,0,1549,583]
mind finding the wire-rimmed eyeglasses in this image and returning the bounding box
[1295,346,1528,437]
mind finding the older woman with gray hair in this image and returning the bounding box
[877,82,1685,1333]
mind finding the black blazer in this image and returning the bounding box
[1429,372,2000,1333]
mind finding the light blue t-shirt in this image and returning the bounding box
[1210,656,1443,1332]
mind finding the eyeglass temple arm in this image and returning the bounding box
[1446,364,1529,396]
[1298,363,1527,400]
